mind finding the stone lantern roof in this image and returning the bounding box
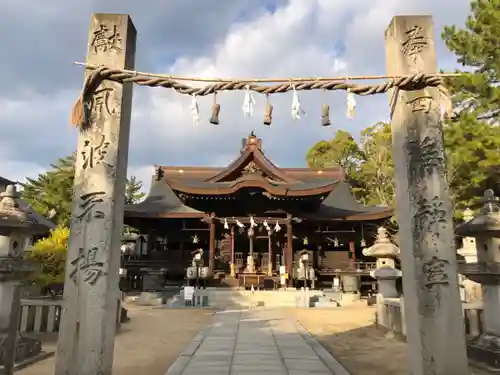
[0,185,54,234]
[362,227,400,259]
[456,190,500,237]
[0,185,35,230]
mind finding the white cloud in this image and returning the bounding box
[0,0,472,194]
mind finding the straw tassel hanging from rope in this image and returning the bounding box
[321,90,331,126]
[71,67,105,129]
[209,92,220,125]
[263,94,273,125]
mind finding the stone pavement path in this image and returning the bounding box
[165,309,351,375]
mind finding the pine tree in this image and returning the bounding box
[124,175,146,204]
[442,0,500,122]
[442,0,500,212]
[22,154,146,226]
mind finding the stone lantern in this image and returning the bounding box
[363,227,401,298]
[0,185,44,375]
[456,208,481,302]
[456,190,500,370]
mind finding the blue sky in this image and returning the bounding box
[0,0,472,191]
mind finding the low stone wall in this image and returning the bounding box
[376,296,484,338]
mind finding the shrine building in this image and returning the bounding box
[123,132,393,289]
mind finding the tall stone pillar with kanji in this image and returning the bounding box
[55,13,136,375]
[385,16,469,375]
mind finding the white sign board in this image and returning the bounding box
[279,265,286,275]
[184,286,195,301]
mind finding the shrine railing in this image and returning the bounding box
[377,296,484,338]
[18,297,123,334]
[19,298,62,333]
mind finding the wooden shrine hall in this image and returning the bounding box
[123,132,393,289]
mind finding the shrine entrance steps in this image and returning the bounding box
[158,288,361,309]
[164,309,351,375]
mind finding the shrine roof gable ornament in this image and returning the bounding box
[206,132,296,184]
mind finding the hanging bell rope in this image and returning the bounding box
[209,92,220,125]
[263,94,273,126]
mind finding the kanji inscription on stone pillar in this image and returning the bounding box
[385,16,469,375]
[55,13,136,375]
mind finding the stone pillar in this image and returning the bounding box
[208,216,215,274]
[457,190,500,369]
[55,13,136,375]
[457,208,481,302]
[385,16,469,374]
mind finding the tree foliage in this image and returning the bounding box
[442,0,500,123]
[307,1,500,218]
[441,0,500,211]
[25,226,69,286]
[125,175,146,205]
[21,154,147,226]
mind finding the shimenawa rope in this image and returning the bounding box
[71,65,448,128]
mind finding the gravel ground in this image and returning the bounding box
[287,302,493,375]
[17,305,214,375]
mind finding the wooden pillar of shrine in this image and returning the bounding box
[230,226,235,276]
[208,214,215,274]
[267,232,273,276]
[349,240,356,268]
[286,214,293,280]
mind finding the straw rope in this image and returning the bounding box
[71,64,452,128]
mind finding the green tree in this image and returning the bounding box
[22,155,75,226]
[442,0,500,214]
[125,175,146,204]
[22,154,146,225]
[307,130,362,174]
[357,122,395,206]
[442,0,500,123]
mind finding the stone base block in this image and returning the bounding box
[0,351,54,372]
[468,334,500,371]
[135,291,166,306]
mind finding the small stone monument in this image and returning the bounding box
[456,190,500,370]
[0,185,47,375]
[363,227,401,298]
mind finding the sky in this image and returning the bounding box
[0,0,472,193]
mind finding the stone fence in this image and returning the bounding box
[19,298,123,334]
[376,296,484,338]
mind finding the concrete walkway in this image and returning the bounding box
[165,309,351,375]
